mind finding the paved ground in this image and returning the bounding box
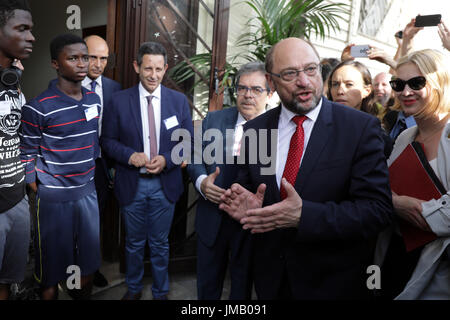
[14,260,233,300]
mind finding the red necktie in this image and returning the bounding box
[146,95,157,159]
[281,115,307,199]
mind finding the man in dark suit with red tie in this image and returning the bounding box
[101,42,193,300]
[220,38,393,299]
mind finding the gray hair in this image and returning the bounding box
[136,42,167,65]
[235,61,270,91]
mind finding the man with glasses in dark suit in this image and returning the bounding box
[188,62,271,300]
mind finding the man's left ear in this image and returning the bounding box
[164,64,168,72]
[51,59,59,71]
[133,60,140,74]
[266,73,276,92]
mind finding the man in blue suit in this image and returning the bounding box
[82,35,121,288]
[101,42,193,300]
[220,38,393,299]
[187,62,271,299]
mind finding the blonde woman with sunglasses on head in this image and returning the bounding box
[375,49,450,300]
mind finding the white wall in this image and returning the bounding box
[311,0,449,76]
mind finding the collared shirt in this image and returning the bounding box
[275,99,322,188]
[389,111,416,140]
[82,76,104,136]
[233,112,247,157]
[139,83,162,173]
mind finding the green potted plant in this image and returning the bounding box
[169,0,349,113]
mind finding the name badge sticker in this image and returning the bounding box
[164,115,179,130]
[0,101,12,116]
[85,105,99,121]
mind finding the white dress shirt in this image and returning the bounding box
[82,76,104,136]
[275,99,322,188]
[195,111,248,198]
[139,83,162,173]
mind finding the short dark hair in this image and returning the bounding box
[320,58,340,82]
[136,42,167,65]
[235,61,270,92]
[0,0,31,28]
[50,33,86,60]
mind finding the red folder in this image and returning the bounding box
[388,142,442,252]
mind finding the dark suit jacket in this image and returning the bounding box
[100,84,193,206]
[187,107,240,247]
[237,98,393,299]
[99,76,121,169]
[101,76,122,109]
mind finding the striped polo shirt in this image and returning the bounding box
[20,80,101,202]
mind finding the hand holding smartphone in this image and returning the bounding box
[414,14,441,27]
[350,45,370,58]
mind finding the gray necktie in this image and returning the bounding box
[146,95,157,159]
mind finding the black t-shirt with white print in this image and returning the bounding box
[0,82,25,213]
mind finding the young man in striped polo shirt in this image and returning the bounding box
[20,34,101,300]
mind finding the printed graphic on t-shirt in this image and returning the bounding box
[0,89,25,189]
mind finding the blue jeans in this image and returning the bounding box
[121,177,175,298]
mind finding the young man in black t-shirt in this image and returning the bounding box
[0,0,35,300]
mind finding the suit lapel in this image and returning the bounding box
[101,77,110,103]
[222,107,239,155]
[267,106,282,201]
[159,85,169,153]
[295,98,333,194]
[129,85,144,147]
[216,108,239,187]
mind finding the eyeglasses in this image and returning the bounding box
[389,76,426,92]
[235,85,268,97]
[270,64,320,82]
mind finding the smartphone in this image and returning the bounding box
[350,45,370,58]
[414,14,441,27]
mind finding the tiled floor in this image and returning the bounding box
[54,261,231,300]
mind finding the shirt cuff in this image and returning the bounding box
[195,174,208,200]
[422,193,450,236]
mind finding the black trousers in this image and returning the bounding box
[196,214,253,300]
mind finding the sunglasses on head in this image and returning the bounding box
[389,76,426,92]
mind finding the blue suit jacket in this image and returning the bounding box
[237,98,393,299]
[187,107,240,247]
[100,84,193,206]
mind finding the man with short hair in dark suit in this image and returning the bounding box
[187,61,271,300]
[82,35,121,288]
[220,38,393,299]
[101,42,193,300]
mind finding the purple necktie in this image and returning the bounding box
[91,80,97,92]
[146,95,157,159]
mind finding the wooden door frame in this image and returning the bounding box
[108,0,231,111]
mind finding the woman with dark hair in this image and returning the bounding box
[327,60,392,157]
[327,60,379,116]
